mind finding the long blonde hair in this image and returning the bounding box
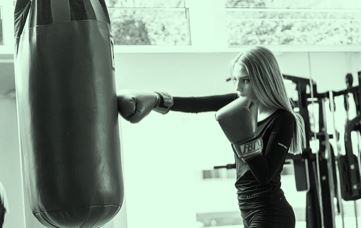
[231,46,306,154]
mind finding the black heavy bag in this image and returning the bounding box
[14,0,123,227]
[338,116,361,201]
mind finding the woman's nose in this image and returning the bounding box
[237,79,245,87]
[235,82,243,91]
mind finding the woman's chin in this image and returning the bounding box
[237,92,246,97]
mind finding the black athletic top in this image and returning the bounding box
[171,93,295,209]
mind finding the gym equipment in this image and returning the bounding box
[329,92,346,228]
[312,75,361,228]
[283,75,312,192]
[14,0,123,227]
[339,116,361,200]
[292,153,310,191]
[214,164,236,169]
[334,73,361,228]
[316,97,337,228]
[336,73,361,201]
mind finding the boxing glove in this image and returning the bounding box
[117,92,173,123]
[216,97,262,161]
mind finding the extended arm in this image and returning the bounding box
[118,92,238,123]
[171,93,238,113]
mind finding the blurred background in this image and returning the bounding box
[0,0,360,227]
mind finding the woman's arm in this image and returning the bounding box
[171,93,238,113]
[244,112,295,184]
[118,92,238,122]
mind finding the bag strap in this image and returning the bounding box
[26,0,109,27]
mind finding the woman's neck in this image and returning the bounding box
[259,105,275,113]
[253,102,277,122]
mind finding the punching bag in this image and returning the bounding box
[14,0,123,227]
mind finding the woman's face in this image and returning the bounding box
[232,64,256,100]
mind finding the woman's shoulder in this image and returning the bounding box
[274,109,295,124]
[276,108,293,116]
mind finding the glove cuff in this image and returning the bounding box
[154,92,174,114]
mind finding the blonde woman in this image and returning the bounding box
[118,46,305,228]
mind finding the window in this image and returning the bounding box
[0,0,359,52]
[0,0,14,53]
[225,0,360,47]
[0,7,3,45]
[106,0,191,45]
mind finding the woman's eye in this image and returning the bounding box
[230,77,249,84]
[231,78,238,84]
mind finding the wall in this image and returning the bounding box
[0,96,26,228]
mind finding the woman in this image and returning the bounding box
[118,46,305,228]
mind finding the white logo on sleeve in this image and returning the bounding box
[239,138,263,154]
[277,142,288,150]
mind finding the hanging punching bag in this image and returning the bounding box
[14,0,123,227]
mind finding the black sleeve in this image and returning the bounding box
[245,112,295,184]
[171,93,238,113]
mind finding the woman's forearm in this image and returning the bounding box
[171,93,238,113]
